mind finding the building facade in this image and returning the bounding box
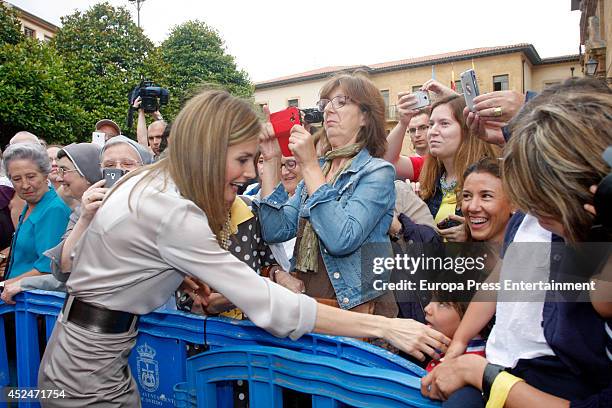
[254,44,581,156]
[575,0,611,83]
[4,1,59,42]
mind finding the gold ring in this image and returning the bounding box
[493,106,503,117]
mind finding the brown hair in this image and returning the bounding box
[503,87,612,243]
[319,72,387,157]
[111,88,261,246]
[419,95,500,201]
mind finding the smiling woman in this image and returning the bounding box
[461,158,513,245]
[418,95,500,242]
[36,88,450,407]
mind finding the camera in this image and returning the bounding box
[300,108,324,124]
[126,80,169,128]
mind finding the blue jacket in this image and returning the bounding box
[6,187,70,279]
[503,212,611,402]
[256,149,396,309]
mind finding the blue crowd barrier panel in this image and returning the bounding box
[180,345,440,408]
[2,291,434,408]
[128,332,188,407]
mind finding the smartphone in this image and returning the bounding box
[460,69,480,112]
[270,107,301,157]
[103,168,126,188]
[437,218,462,230]
[92,132,106,147]
[410,90,431,109]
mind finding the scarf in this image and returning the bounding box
[295,143,363,273]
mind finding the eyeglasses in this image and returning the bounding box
[280,159,297,170]
[101,159,140,169]
[408,125,429,135]
[56,167,79,177]
[316,95,351,112]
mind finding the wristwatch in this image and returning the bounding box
[482,363,506,401]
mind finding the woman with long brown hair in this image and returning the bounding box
[37,88,450,407]
[419,94,500,242]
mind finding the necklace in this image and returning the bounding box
[439,174,457,195]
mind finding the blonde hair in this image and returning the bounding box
[503,89,612,243]
[112,88,261,245]
[419,95,500,201]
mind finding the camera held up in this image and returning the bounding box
[126,80,169,128]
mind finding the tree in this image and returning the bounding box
[0,40,88,145]
[160,20,253,118]
[52,2,157,138]
[0,2,23,46]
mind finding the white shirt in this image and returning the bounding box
[66,170,317,340]
[486,214,556,368]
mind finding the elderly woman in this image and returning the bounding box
[422,79,612,408]
[258,73,425,325]
[1,143,71,284]
[37,89,449,407]
[1,143,103,303]
[1,137,153,302]
[100,135,153,171]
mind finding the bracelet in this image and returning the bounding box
[482,363,506,401]
[485,372,524,408]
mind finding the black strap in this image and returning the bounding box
[482,363,506,401]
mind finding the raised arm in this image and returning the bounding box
[383,92,418,180]
[159,202,450,358]
[60,180,108,272]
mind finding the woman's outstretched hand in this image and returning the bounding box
[384,318,450,361]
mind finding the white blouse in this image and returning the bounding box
[66,170,317,340]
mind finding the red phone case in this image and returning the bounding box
[270,107,301,157]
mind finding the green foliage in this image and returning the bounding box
[160,20,253,118]
[0,3,23,46]
[52,2,155,138]
[0,40,88,145]
[0,3,253,144]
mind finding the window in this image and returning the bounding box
[454,80,463,93]
[287,99,299,108]
[23,27,35,38]
[380,90,389,108]
[544,81,561,89]
[493,75,509,91]
[44,35,53,42]
[412,85,422,92]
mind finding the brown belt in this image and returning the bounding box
[62,296,138,334]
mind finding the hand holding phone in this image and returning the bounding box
[437,217,462,230]
[270,107,301,157]
[92,132,106,147]
[410,90,431,110]
[460,69,480,112]
[103,168,126,188]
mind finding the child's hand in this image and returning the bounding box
[443,340,468,360]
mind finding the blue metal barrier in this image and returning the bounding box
[1,290,436,407]
[180,345,439,408]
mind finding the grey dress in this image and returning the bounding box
[38,170,317,407]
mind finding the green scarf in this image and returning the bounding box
[295,143,363,273]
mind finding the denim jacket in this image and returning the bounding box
[255,149,396,309]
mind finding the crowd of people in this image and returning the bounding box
[0,72,610,408]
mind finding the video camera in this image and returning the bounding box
[126,80,169,128]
